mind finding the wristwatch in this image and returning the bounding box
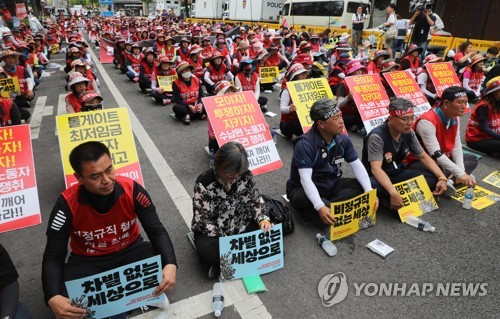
[431,150,444,160]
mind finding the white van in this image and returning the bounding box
[280,0,371,29]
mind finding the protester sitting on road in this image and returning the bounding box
[362,98,449,210]
[163,36,176,62]
[328,53,350,95]
[234,57,268,113]
[0,244,33,319]
[453,41,476,69]
[400,44,423,77]
[465,76,500,157]
[0,68,22,126]
[366,50,390,74]
[139,49,158,93]
[2,50,34,122]
[176,37,190,63]
[406,86,478,191]
[213,38,232,68]
[286,99,378,229]
[265,42,290,70]
[113,38,126,70]
[65,72,90,113]
[125,43,143,82]
[68,59,99,93]
[231,42,249,74]
[187,44,205,79]
[203,51,234,96]
[151,55,176,105]
[42,141,177,319]
[279,63,310,142]
[417,54,443,106]
[461,54,485,102]
[337,60,366,133]
[172,61,205,125]
[483,46,499,74]
[79,90,104,112]
[192,141,272,278]
[64,46,84,73]
[208,81,239,153]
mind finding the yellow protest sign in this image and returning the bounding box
[259,66,279,84]
[0,77,21,98]
[483,171,500,189]
[56,108,144,188]
[452,185,499,210]
[330,189,377,241]
[286,77,334,133]
[157,75,178,92]
[395,175,439,222]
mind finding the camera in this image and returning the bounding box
[409,0,432,13]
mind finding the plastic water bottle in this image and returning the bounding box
[209,149,215,168]
[462,186,474,210]
[271,128,277,144]
[405,215,435,232]
[212,282,225,318]
[152,295,169,319]
[316,233,337,256]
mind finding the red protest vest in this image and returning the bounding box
[127,54,143,73]
[164,46,176,62]
[236,72,258,92]
[187,57,205,78]
[155,41,167,54]
[208,64,227,83]
[177,47,190,62]
[338,80,358,115]
[366,60,381,74]
[266,53,280,67]
[248,47,259,59]
[202,44,213,59]
[215,47,229,58]
[280,90,299,123]
[63,176,140,256]
[66,93,82,113]
[27,54,36,68]
[4,66,28,94]
[174,76,200,104]
[466,100,500,143]
[462,67,483,91]
[0,98,13,126]
[402,56,421,76]
[406,108,458,164]
[140,61,156,79]
[154,68,177,80]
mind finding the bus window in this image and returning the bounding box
[291,1,344,16]
[347,2,370,13]
[282,3,290,16]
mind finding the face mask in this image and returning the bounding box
[182,71,192,79]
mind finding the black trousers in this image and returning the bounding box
[194,222,260,267]
[150,91,173,104]
[14,95,32,122]
[64,237,159,285]
[467,139,500,156]
[172,103,206,119]
[288,178,365,229]
[279,120,302,138]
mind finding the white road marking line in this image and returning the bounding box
[55,94,67,136]
[30,96,47,139]
[43,104,54,116]
[86,44,272,319]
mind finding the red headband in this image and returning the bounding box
[389,108,414,117]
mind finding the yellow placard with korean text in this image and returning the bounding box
[56,108,144,188]
[287,77,334,133]
[259,66,279,84]
[451,185,499,210]
[483,171,500,189]
[330,189,377,241]
[0,77,21,98]
[395,175,439,222]
[157,75,178,92]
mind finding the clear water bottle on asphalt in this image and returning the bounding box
[316,233,337,256]
[405,215,435,232]
[462,186,474,210]
[213,282,225,318]
[209,149,215,168]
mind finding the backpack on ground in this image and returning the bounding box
[261,194,294,235]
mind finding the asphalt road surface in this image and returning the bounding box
[0,40,499,319]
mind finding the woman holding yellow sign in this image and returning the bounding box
[151,55,177,106]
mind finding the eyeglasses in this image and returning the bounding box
[396,115,416,123]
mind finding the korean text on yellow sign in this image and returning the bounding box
[287,77,334,133]
[259,66,279,84]
[330,189,377,241]
[157,75,178,92]
[0,77,21,98]
[483,171,500,189]
[395,175,438,222]
[56,108,144,188]
[452,185,499,210]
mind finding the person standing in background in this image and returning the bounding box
[351,6,369,55]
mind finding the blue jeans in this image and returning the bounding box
[14,303,32,319]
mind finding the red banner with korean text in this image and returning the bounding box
[0,125,41,233]
[203,91,282,175]
[383,71,431,117]
[344,74,391,133]
[15,3,28,19]
[99,38,115,64]
[425,62,462,98]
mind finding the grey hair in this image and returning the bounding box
[214,141,249,175]
[388,97,415,112]
[310,98,340,123]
